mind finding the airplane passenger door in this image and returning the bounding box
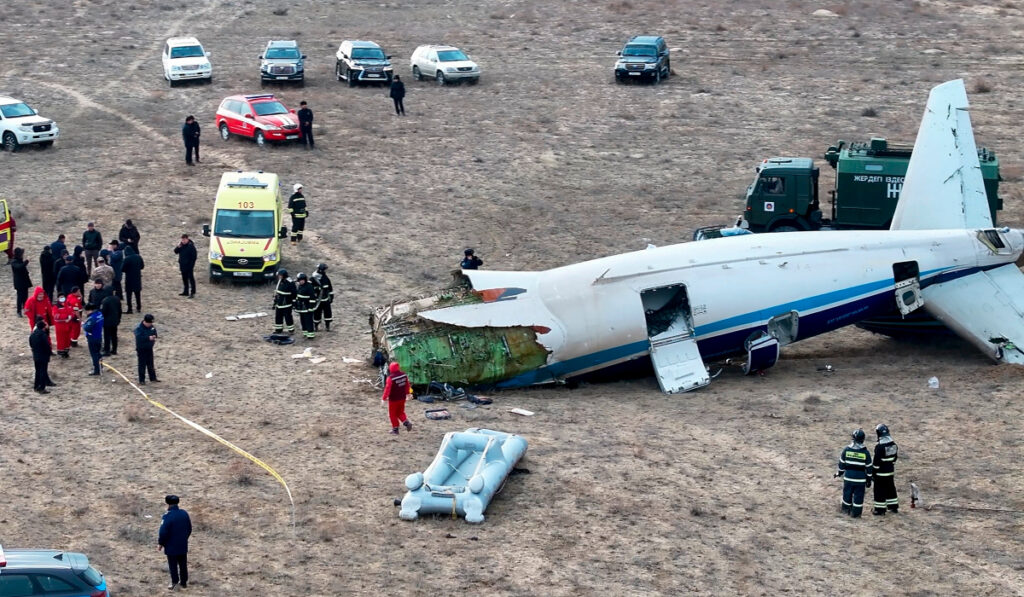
[893,261,924,316]
[641,285,709,394]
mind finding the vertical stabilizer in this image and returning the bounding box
[890,79,992,230]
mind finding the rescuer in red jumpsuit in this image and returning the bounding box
[52,295,75,357]
[23,287,53,344]
[381,361,414,435]
[66,287,83,345]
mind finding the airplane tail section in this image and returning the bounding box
[890,79,992,231]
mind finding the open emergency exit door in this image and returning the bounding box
[641,285,709,394]
[893,261,924,316]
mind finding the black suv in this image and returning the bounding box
[614,35,670,83]
[0,546,109,596]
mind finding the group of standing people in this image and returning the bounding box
[272,262,334,340]
[835,424,900,518]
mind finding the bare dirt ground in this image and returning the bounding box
[2,0,1023,594]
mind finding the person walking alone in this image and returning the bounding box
[10,247,31,316]
[287,184,307,245]
[381,361,413,435]
[82,222,103,274]
[122,245,144,314]
[134,313,159,384]
[29,317,55,394]
[173,234,197,297]
[297,101,314,149]
[389,75,406,115]
[182,115,201,165]
[158,494,192,591]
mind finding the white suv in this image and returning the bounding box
[162,37,212,86]
[410,45,480,85]
[0,95,59,152]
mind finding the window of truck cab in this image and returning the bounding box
[214,209,275,238]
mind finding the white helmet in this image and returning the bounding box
[293,183,303,192]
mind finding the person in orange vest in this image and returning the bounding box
[23,287,54,345]
[381,361,414,435]
[52,294,75,358]
[66,286,84,346]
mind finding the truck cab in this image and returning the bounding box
[742,138,1001,232]
[743,158,820,232]
[202,171,287,282]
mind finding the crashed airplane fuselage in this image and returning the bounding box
[371,80,1024,393]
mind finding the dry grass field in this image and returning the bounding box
[2,0,1023,595]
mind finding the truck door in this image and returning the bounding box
[893,261,924,315]
[0,200,11,256]
[641,285,709,394]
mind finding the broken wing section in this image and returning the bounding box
[370,272,559,386]
[890,79,992,231]
[922,264,1024,363]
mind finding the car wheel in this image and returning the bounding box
[467,77,479,85]
[336,63,343,81]
[297,78,305,88]
[255,130,266,146]
[168,78,176,88]
[260,79,267,88]
[39,140,54,148]
[347,69,357,87]
[412,66,422,81]
[3,132,19,152]
[436,71,446,86]
[219,122,230,141]
[654,69,661,84]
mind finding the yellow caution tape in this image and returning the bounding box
[101,362,295,526]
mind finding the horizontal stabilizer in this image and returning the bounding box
[890,79,992,231]
[922,264,1024,363]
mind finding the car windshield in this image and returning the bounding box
[266,47,300,59]
[252,101,288,116]
[622,45,657,57]
[0,103,34,118]
[170,45,205,59]
[437,49,469,62]
[214,209,275,238]
[352,47,385,60]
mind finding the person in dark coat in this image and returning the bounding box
[81,223,103,274]
[71,245,88,285]
[56,255,85,298]
[297,101,314,149]
[122,245,144,314]
[389,75,406,115]
[10,247,32,316]
[52,248,68,285]
[100,291,122,356]
[87,277,112,307]
[29,317,55,393]
[106,240,124,297]
[39,245,56,300]
[83,303,104,376]
[158,494,192,590]
[460,248,483,270]
[134,313,158,384]
[173,234,197,297]
[49,234,67,261]
[119,220,141,254]
[182,115,201,165]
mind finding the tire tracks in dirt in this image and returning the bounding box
[36,80,247,171]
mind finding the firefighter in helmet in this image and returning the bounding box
[836,428,873,518]
[872,424,899,514]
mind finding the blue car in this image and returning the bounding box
[0,545,110,596]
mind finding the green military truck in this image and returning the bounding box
[742,138,1002,232]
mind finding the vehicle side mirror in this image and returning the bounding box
[386,55,393,59]
[616,51,622,56]
[301,55,307,59]
[245,114,254,119]
[32,109,38,115]
[258,55,263,59]
[278,226,288,239]
[202,224,210,237]
[289,109,296,113]
[205,51,211,57]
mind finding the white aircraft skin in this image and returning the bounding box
[398,79,1024,392]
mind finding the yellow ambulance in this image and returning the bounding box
[202,171,286,282]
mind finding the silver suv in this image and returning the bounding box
[260,40,306,86]
[335,40,393,87]
[0,545,110,596]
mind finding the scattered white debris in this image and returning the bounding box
[144,514,153,519]
[922,48,946,55]
[812,8,838,17]
[310,357,327,364]
[205,372,214,379]
[226,312,268,321]
[928,376,939,389]
[292,347,314,359]
[305,369,313,374]
[342,357,361,364]
[509,408,535,416]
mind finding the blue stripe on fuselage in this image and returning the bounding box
[496,264,991,388]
